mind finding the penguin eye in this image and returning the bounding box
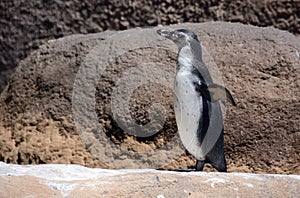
[179,33,185,38]
[176,32,185,39]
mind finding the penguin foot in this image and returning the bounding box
[215,166,227,172]
[195,160,205,171]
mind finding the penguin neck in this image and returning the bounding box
[177,45,196,71]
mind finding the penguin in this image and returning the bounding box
[157,28,236,172]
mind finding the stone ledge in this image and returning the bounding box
[0,162,299,198]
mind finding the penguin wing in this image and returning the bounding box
[190,35,236,106]
[195,83,236,106]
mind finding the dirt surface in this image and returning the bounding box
[0,22,299,174]
[1,0,300,92]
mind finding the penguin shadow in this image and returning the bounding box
[173,169,198,172]
[156,168,198,172]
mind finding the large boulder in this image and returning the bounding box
[1,0,299,92]
[0,22,299,174]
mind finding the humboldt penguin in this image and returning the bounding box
[157,28,236,172]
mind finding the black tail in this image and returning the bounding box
[195,129,227,172]
[206,128,227,172]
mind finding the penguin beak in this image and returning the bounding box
[157,29,174,40]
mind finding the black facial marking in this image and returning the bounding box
[177,29,199,42]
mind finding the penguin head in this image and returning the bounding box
[157,29,200,48]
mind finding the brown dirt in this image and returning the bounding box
[0,22,299,174]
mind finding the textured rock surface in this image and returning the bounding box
[0,22,299,174]
[0,162,299,198]
[1,0,300,92]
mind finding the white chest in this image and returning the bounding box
[173,69,205,160]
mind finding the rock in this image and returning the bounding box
[1,0,300,92]
[0,22,299,174]
[0,162,299,197]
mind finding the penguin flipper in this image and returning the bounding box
[207,84,236,106]
[223,87,236,106]
[196,83,236,106]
